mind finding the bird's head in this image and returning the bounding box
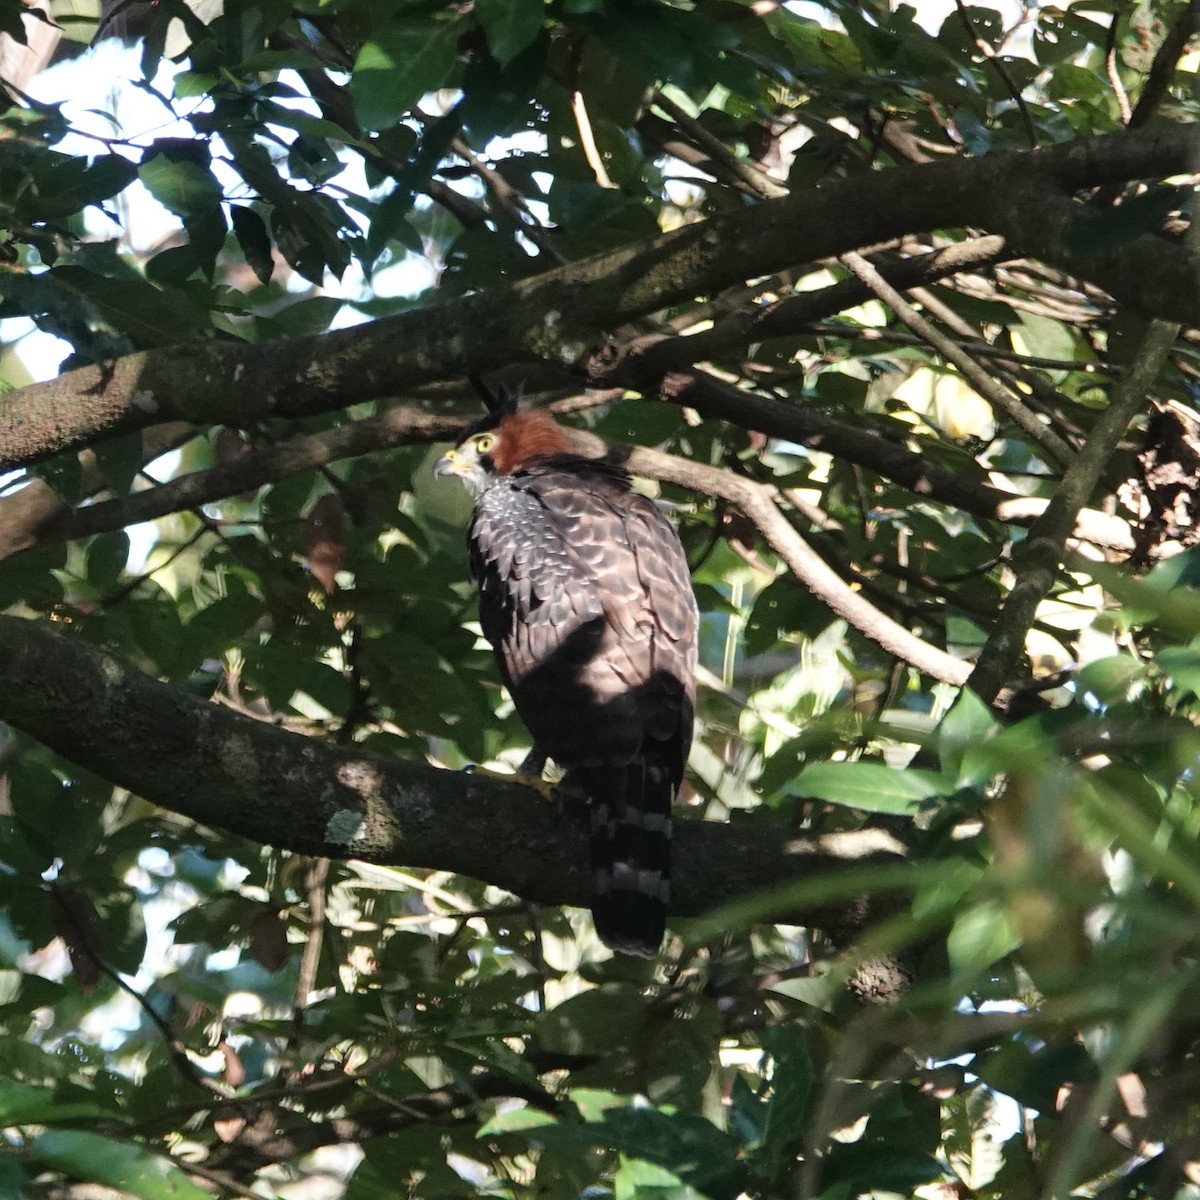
[435,386,571,497]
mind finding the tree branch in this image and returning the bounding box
[0,422,194,561]
[619,235,1015,369]
[590,357,1015,523]
[0,616,905,935]
[592,437,973,686]
[25,406,465,549]
[2,381,1138,574]
[839,249,1075,466]
[649,89,788,200]
[1128,0,1200,128]
[967,316,1180,705]
[4,123,1200,472]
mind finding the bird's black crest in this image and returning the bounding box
[454,377,523,446]
[469,375,521,418]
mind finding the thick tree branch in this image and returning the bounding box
[616,235,1015,369]
[0,422,194,561]
[591,357,1017,523]
[0,617,905,935]
[1,382,1138,572]
[29,406,465,547]
[4,123,1200,472]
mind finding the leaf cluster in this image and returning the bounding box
[3,1,1200,1198]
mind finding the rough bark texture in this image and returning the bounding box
[0,617,907,930]
[3,123,1200,473]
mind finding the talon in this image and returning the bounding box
[515,770,558,804]
[465,762,557,802]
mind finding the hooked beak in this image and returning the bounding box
[434,442,487,498]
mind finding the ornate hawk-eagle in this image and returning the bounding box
[435,387,698,956]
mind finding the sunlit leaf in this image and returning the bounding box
[792,761,948,814]
[350,16,458,131]
[138,153,223,218]
[30,1133,209,1200]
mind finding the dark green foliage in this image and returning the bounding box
[2,1,1200,1198]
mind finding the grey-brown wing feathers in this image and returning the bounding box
[468,459,697,954]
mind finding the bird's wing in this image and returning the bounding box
[468,468,696,770]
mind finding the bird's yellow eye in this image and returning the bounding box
[474,433,497,453]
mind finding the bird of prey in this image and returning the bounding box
[435,386,698,955]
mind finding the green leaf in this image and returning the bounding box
[138,153,223,218]
[28,153,137,220]
[936,688,998,783]
[0,540,66,610]
[761,1025,811,1152]
[32,452,84,505]
[792,761,948,814]
[595,1107,744,1200]
[230,204,274,284]
[475,0,543,65]
[537,986,647,1057]
[1157,646,1200,697]
[1076,655,1146,706]
[0,1157,28,1200]
[821,1143,945,1194]
[92,432,145,498]
[46,268,212,346]
[271,190,353,284]
[592,400,689,448]
[1086,557,1200,638]
[478,1107,558,1136]
[0,1080,116,1126]
[29,1132,209,1200]
[351,16,459,132]
[1011,309,1079,364]
[946,900,1019,976]
[84,533,130,592]
[974,1040,1096,1115]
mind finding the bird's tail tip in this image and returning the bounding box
[587,758,673,957]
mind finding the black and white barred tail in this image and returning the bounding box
[581,755,674,957]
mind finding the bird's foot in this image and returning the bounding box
[464,754,557,803]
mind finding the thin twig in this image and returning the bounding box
[1105,13,1133,125]
[451,137,565,261]
[839,249,1075,468]
[807,321,1109,373]
[954,0,1038,148]
[651,89,788,200]
[97,521,207,611]
[49,885,223,1095]
[640,234,1013,368]
[905,283,1088,432]
[275,858,330,1084]
[570,89,616,190]
[337,614,371,743]
[284,45,490,230]
[177,1160,264,1200]
[1129,0,1200,128]
[29,406,464,545]
[601,437,973,685]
